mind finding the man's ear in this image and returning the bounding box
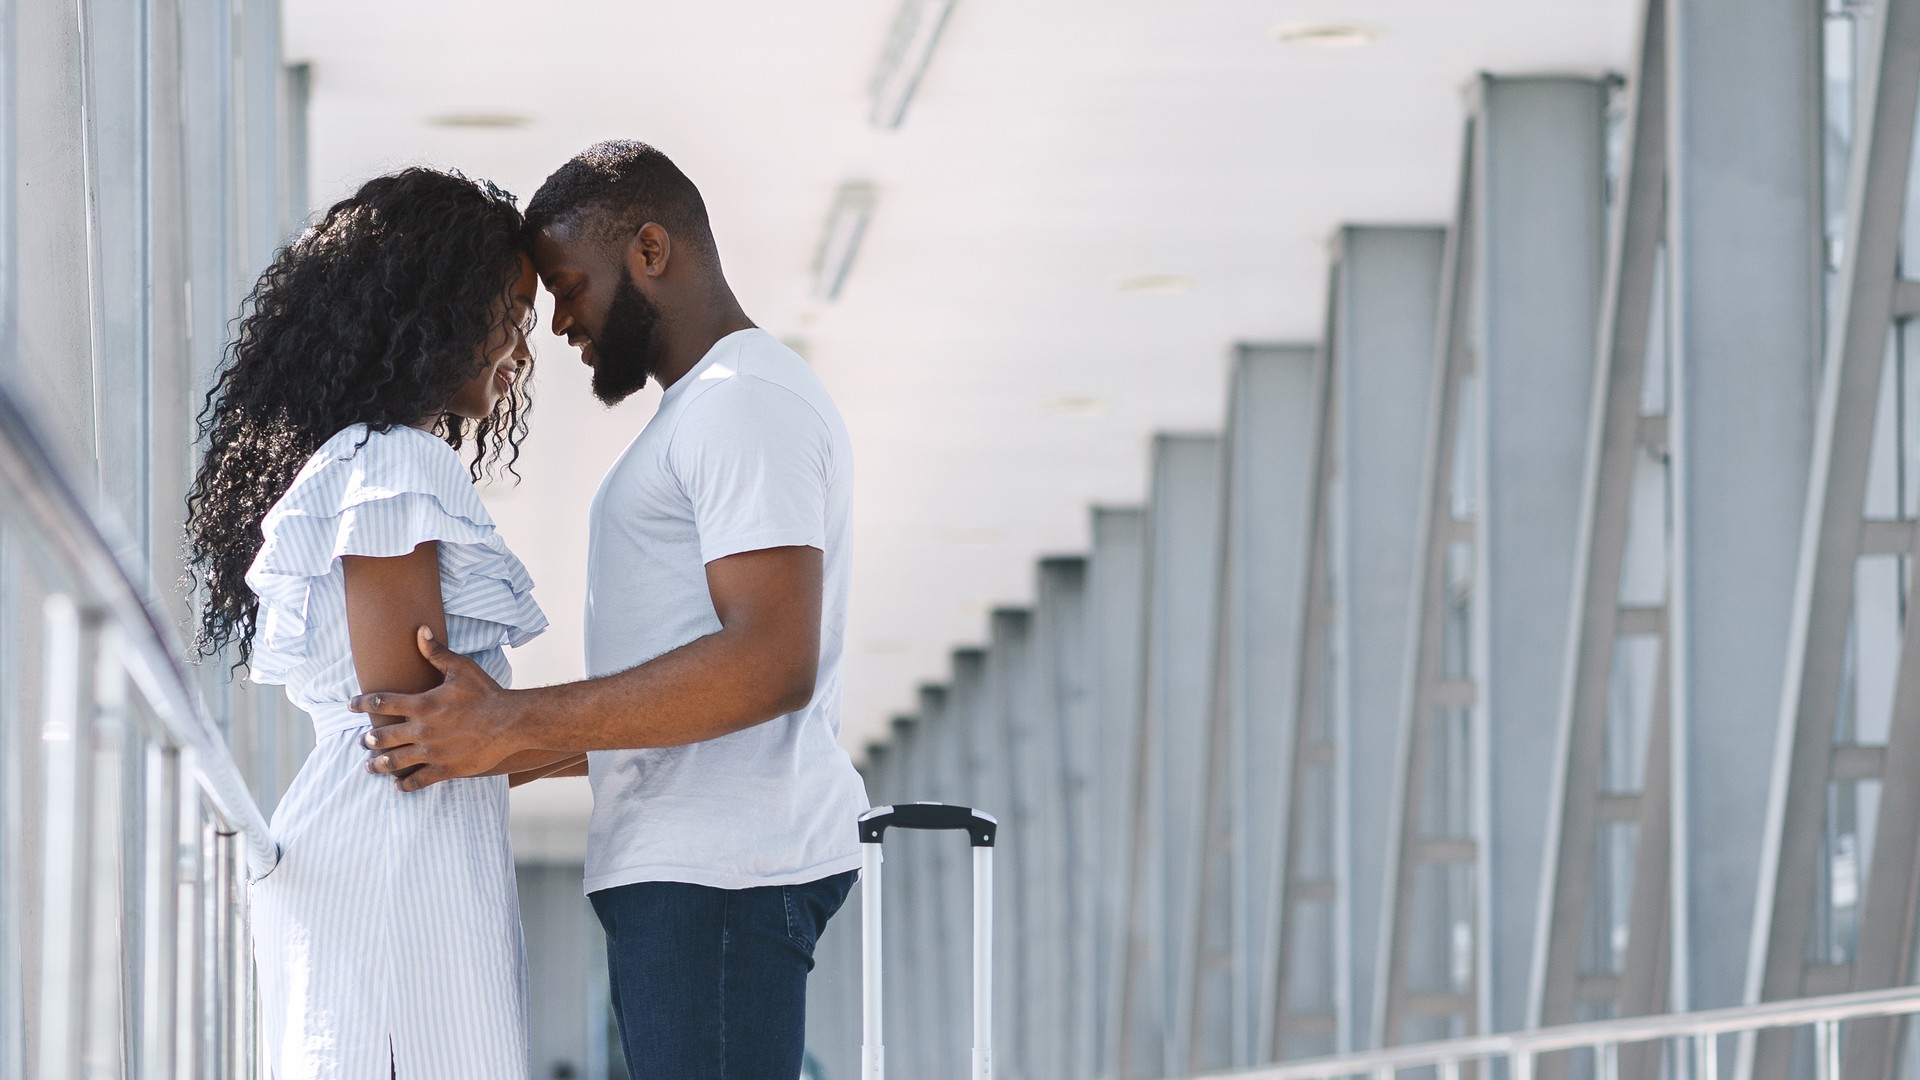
[626,222,672,280]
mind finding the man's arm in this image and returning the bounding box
[507,753,589,787]
[357,544,822,790]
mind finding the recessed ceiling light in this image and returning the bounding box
[871,0,959,129]
[1117,273,1194,294]
[814,181,878,301]
[1271,22,1379,48]
[943,527,1003,546]
[427,111,534,129]
[1042,396,1109,417]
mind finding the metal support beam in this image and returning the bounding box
[1119,435,1223,1078]
[1189,343,1322,1074]
[1663,0,1825,1033]
[1530,0,1672,1047]
[913,683,962,1080]
[986,608,1036,1077]
[1091,509,1149,1080]
[1328,227,1450,1056]
[1271,326,1342,1064]
[1377,76,1607,1047]
[884,714,935,1080]
[1741,1,1920,1078]
[1035,556,1097,1080]
[1008,579,1073,1080]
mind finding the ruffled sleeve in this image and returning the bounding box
[244,425,547,684]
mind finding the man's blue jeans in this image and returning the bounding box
[590,870,857,1080]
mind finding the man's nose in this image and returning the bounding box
[549,305,572,337]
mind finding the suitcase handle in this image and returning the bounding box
[858,803,997,846]
[859,802,995,1080]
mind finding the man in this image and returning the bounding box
[352,140,870,1079]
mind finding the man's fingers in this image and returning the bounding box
[362,723,421,752]
[348,690,427,717]
[367,744,428,775]
[396,766,449,793]
[417,626,460,674]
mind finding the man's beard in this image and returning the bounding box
[590,267,665,406]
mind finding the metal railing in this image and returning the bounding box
[1197,985,1920,1080]
[0,380,276,1079]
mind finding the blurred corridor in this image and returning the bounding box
[9,1,1920,1079]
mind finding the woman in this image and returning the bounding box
[186,167,556,1079]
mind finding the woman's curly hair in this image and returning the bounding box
[186,167,535,665]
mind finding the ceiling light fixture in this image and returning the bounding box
[1042,396,1110,417]
[1271,22,1380,48]
[813,181,878,301]
[870,0,958,129]
[426,111,534,129]
[1117,273,1195,294]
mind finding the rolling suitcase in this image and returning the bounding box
[857,802,999,1080]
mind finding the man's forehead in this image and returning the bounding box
[531,222,601,278]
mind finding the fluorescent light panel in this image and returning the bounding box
[870,0,957,129]
[427,111,534,129]
[813,181,877,301]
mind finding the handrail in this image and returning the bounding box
[1207,983,1920,1079]
[0,382,277,876]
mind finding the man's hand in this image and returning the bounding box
[353,627,521,791]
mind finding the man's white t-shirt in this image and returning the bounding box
[582,328,869,893]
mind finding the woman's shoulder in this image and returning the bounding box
[311,422,460,472]
[281,423,478,515]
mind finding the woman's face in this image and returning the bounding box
[446,251,539,421]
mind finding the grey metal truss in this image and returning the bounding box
[883,713,935,1080]
[1269,320,1343,1064]
[1665,0,1826,1039]
[1330,226,1451,1056]
[1529,0,1674,1049]
[1188,344,1323,1074]
[914,683,963,1080]
[1012,561,1083,1080]
[1746,0,1920,1078]
[1119,435,1223,1079]
[983,610,1034,1077]
[1034,556,1097,1080]
[1091,508,1149,1080]
[1376,76,1607,1048]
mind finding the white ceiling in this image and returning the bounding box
[286,0,1636,836]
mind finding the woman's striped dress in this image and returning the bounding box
[244,423,548,1080]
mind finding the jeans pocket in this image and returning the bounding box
[779,883,817,949]
[783,870,857,954]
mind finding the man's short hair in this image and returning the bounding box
[526,140,714,257]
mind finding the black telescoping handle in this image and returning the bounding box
[858,802,997,847]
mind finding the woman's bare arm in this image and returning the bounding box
[343,543,450,737]
[347,545,577,786]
